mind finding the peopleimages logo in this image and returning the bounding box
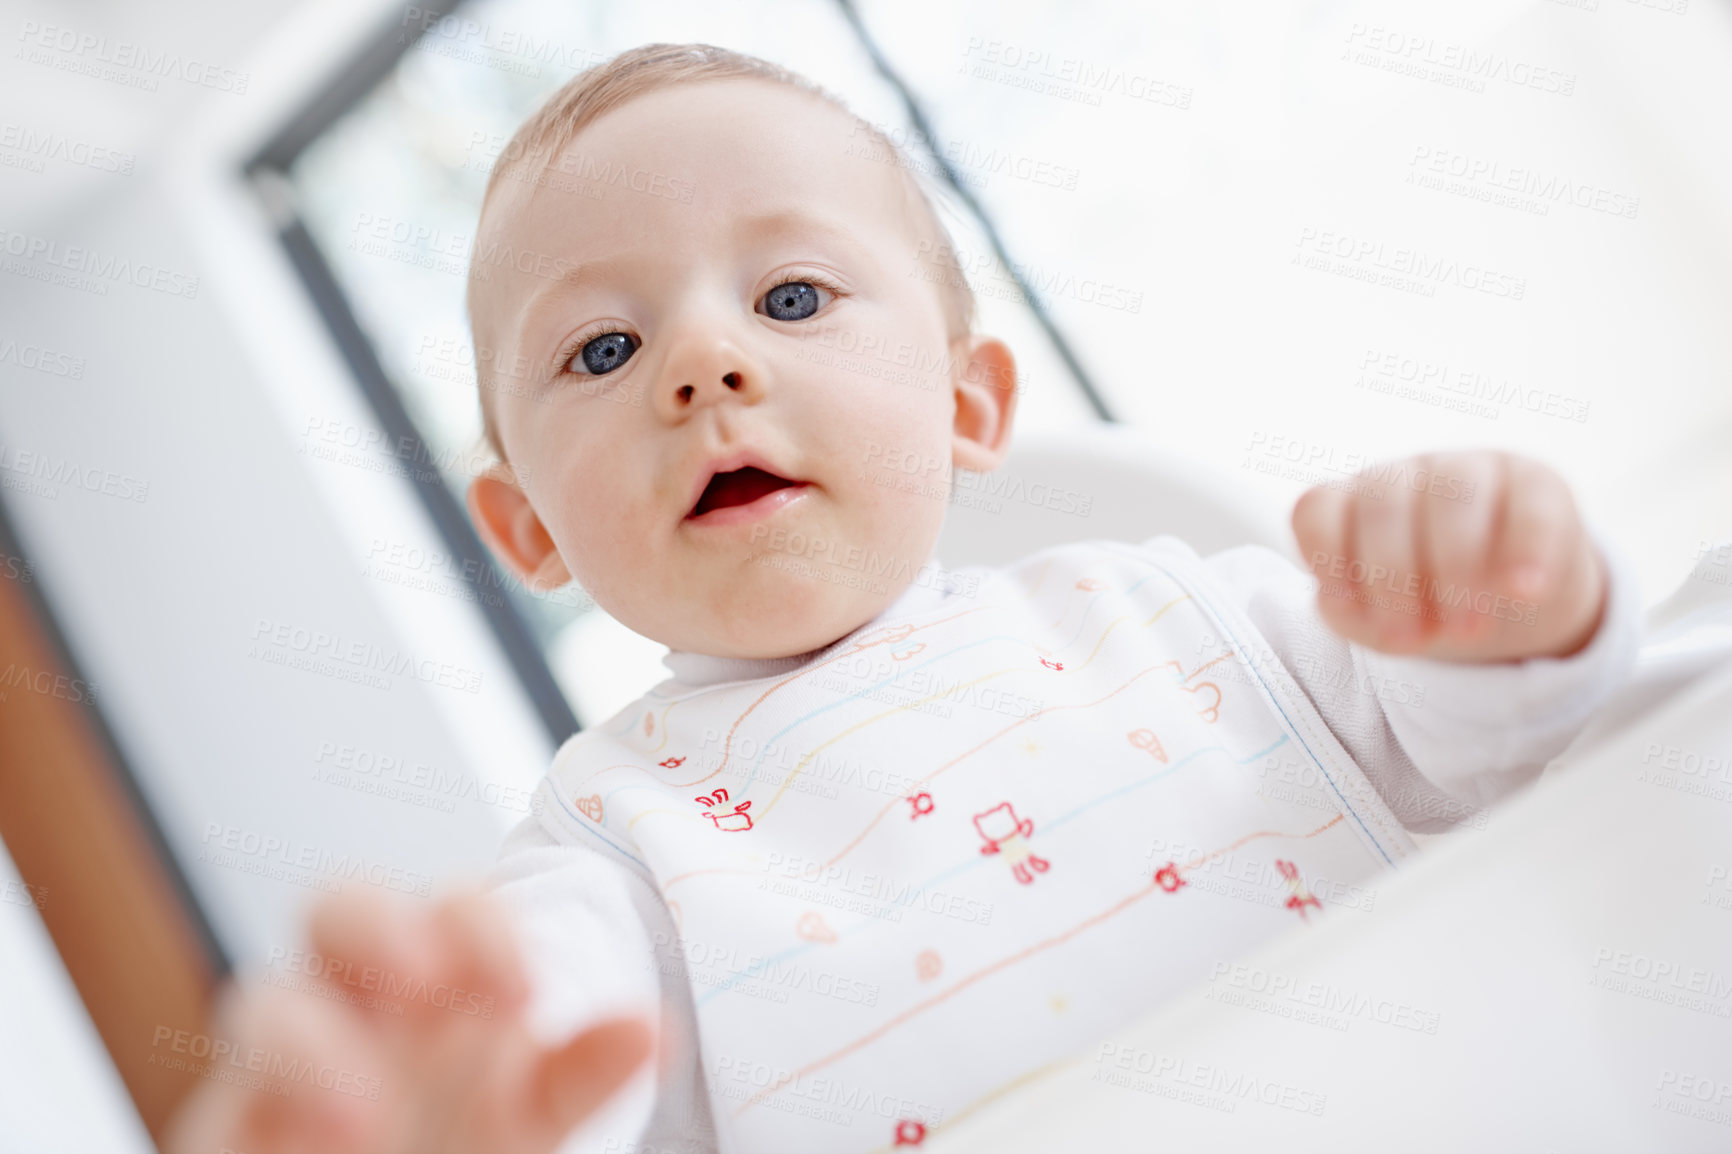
[265,945,497,1018]
[248,617,484,695]
[1293,227,1525,300]
[958,37,1194,111]
[0,441,149,503]
[1354,348,1591,424]
[0,335,85,378]
[0,227,200,298]
[15,21,251,94]
[0,662,98,705]
[1406,146,1639,220]
[0,122,134,174]
[199,823,435,897]
[148,1026,380,1099]
[1342,24,1576,97]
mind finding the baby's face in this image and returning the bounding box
[468,79,1016,659]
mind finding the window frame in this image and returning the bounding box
[242,0,1112,745]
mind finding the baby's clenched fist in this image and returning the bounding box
[1291,451,1607,663]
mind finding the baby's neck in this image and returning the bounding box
[661,574,960,689]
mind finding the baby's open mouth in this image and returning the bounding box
[689,466,802,517]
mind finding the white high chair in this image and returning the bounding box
[933,422,1292,569]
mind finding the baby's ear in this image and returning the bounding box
[467,464,572,590]
[950,335,1018,472]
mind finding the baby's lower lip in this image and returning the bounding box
[683,482,812,528]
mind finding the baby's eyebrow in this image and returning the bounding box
[514,257,620,351]
[733,208,867,252]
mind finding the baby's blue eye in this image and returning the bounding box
[759,282,822,322]
[575,332,636,375]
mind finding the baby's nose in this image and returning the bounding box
[656,316,766,416]
[675,370,746,405]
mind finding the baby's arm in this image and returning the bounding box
[1208,451,1641,823]
[485,811,714,1153]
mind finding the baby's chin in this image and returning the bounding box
[651,577,905,660]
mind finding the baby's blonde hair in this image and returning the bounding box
[466,42,976,461]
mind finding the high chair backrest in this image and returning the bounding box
[932,422,1293,569]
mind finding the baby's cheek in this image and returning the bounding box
[874,477,948,564]
[552,484,642,584]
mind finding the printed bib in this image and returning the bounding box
[538,537,1414,1152]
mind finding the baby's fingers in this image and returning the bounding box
[1490,455,1605,656]
[1489,455,1574,599]
[308,890,435,1021]
[308,889,528,1028]
[237,989,390,1154]
[526,1016,654,1145]
[430,889,531,1021]
[1414,452,1503,640]
[1293,484,1371,640]
[168,984,388,1154]
[1292,484,1347,566]
[1348,475,1430,651]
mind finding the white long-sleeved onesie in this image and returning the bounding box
[487,536,1640,1154]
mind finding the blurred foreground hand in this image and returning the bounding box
[166,889,652,1154]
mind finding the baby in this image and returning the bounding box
[171,43,1639,1154]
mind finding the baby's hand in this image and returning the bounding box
[1291,451,1607,662]
[166,890,651,1154]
